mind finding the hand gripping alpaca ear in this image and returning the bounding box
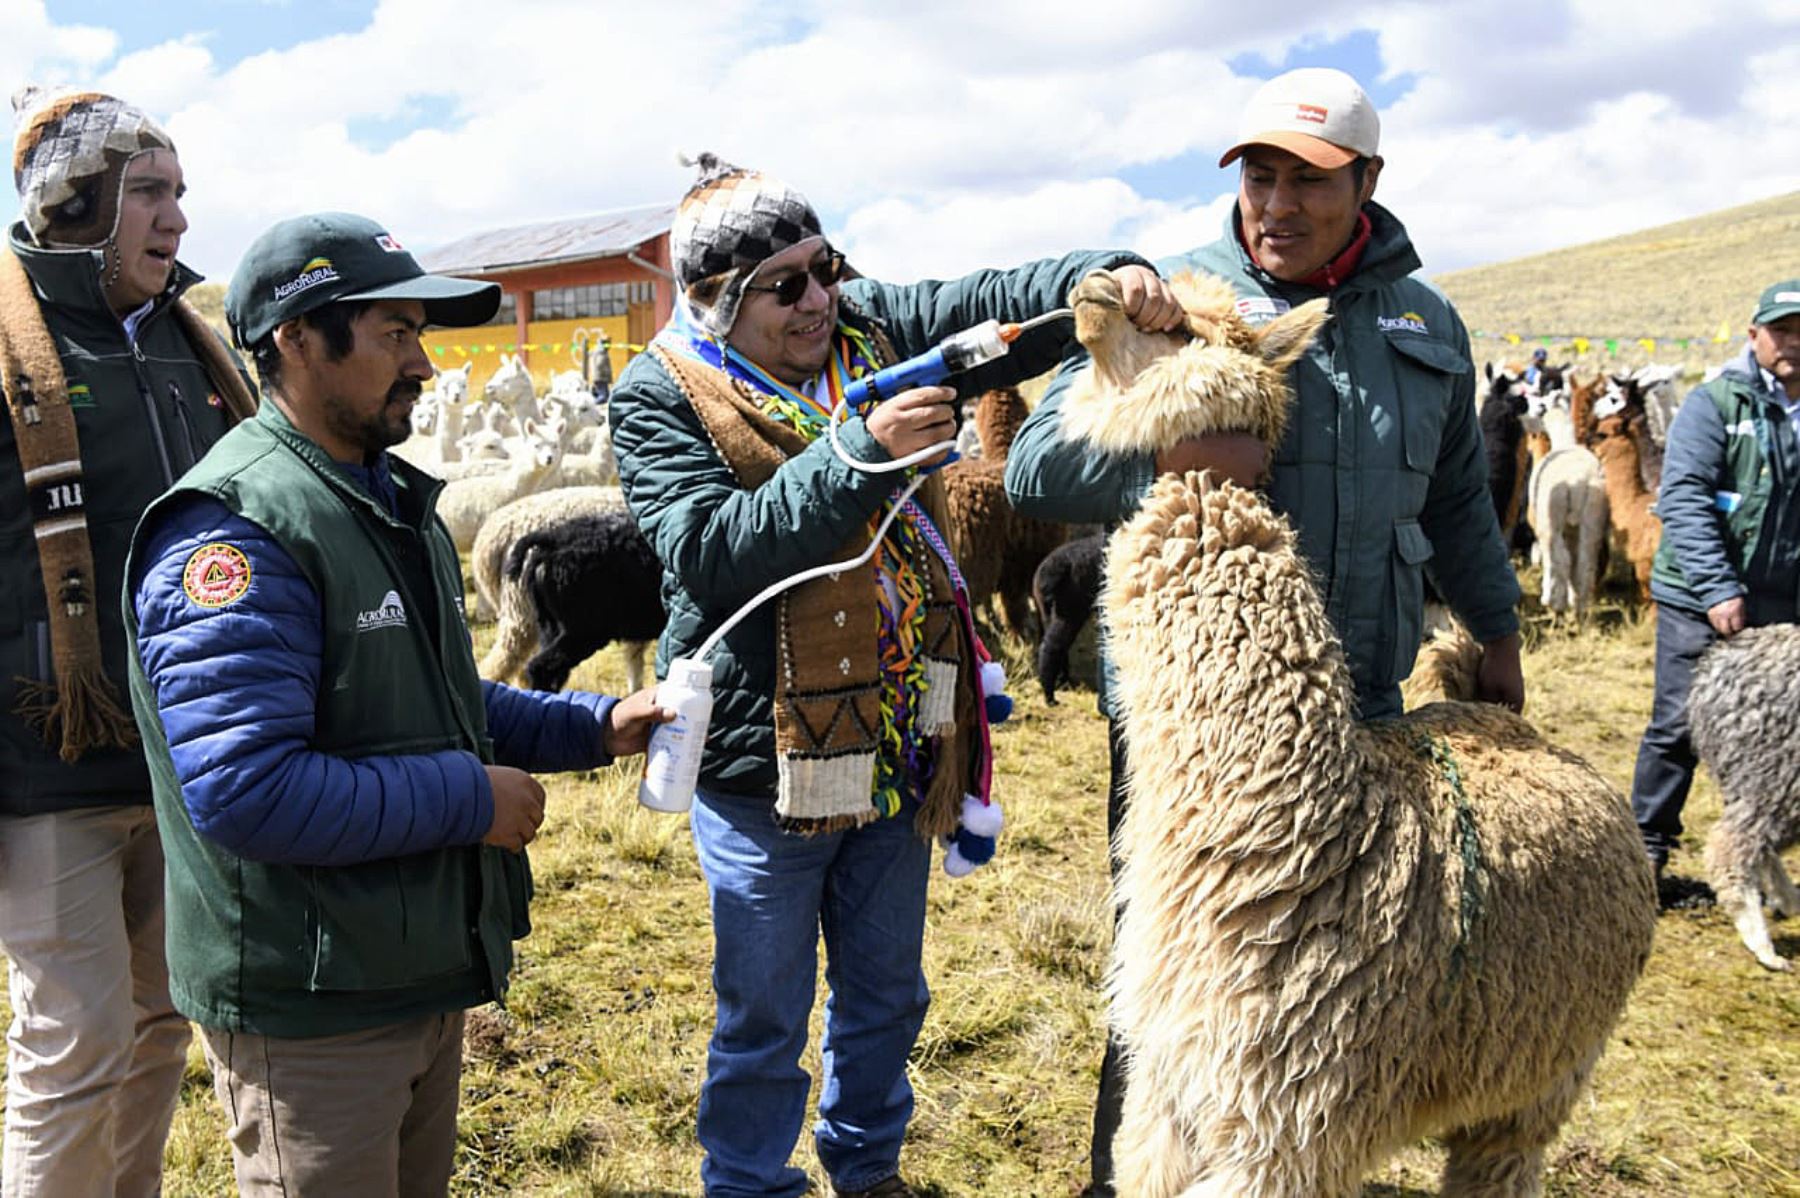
[1254,297,1331,373]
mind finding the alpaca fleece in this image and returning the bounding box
[470,485,625,623]
[1059,269,1328,456]
[1102,476,1655,1197]
[498,509,666,693]
[1690,623,1800,971]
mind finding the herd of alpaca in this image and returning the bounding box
[1485,365,1671,619]
[1056,268,1656,1196]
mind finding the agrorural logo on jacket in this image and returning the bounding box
[356,590,408,632]
[1378,311,1430,335]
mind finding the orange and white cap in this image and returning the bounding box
[1219,68,1380,170]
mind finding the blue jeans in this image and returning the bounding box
[690,788,932,1197]
[1631,602,1716,861]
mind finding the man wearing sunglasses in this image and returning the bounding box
[607,154,1180,1198]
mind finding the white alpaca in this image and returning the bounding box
[484,353,537,434]
[1524,403,1608,622]
[431,362,475,462]
[436,417,566,553]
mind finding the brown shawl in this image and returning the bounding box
[652,341,980,840]
[0,245,257,760]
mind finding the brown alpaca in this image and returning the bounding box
[1060,266,1655,1197]
[1568,371,1608,446]
[1592,413,1660,604]
[940,387,1067,637]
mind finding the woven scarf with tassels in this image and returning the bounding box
[0,246,257,761]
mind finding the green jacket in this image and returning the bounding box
[609,251,1144,796]
[1006,204,1518,719]
[1650,348,1800,621]
[1,224,243,815]
[125,403,520,1037]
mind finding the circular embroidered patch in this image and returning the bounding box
[182,543,252,608]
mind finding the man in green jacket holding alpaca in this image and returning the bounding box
[1006,67,1524,1196]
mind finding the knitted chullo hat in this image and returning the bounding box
[11,84,175,248]
[670,152,824,338]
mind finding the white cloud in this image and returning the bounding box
[6,0,1797,289]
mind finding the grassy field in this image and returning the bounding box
[17,196,1800,1193]
[6,574,1790,1196]
[1434,189,1800,376]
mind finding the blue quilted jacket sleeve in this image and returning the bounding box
[133,497,619,866]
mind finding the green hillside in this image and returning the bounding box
[1434,190,1800,373]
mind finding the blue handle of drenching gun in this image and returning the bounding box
[840,346,954,409]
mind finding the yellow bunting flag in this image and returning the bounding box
[1713,321,1731,344]
[1573,337,1589,355]
[1505,333,1521,346]
[1638,338,1656,354]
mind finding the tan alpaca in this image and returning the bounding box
[1062,267,1655,1197]
[1103,478,1655,1197]
[1591,413,1661,605]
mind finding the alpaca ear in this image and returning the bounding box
[1255,297,1330,373]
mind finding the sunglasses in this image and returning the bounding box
[743,250,847,306]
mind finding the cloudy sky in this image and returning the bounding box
[7,0,1798,286]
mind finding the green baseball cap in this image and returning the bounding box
[1752,279,1800,326]
[225,211,500,348]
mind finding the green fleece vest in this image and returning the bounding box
[1651,373,1779,606]
[125,402,527,1037]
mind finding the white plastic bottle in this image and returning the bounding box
[638,657,714,813]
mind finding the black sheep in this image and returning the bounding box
[501,509,666,692]
[1032,532,1105,704]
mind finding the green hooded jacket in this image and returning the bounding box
[1006,203,1519,719]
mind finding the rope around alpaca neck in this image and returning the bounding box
[1411,730,1488,1000]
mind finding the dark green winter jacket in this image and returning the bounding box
[125,402,512,1036]
[609,251,1145,797]
[1006,203,1519,720]
[1,224,244,815]
[1650,347,1800,621]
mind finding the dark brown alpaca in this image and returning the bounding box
[940,388,1067,638]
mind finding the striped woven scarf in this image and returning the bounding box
[658,308,958,818]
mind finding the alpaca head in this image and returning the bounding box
[1059,269,1330,457]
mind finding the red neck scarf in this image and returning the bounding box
[1239,209,1372,291]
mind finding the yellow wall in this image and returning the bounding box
[421,314,637,393]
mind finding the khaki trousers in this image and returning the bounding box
[200,1010,465,1197]
[0,804,191,1198]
